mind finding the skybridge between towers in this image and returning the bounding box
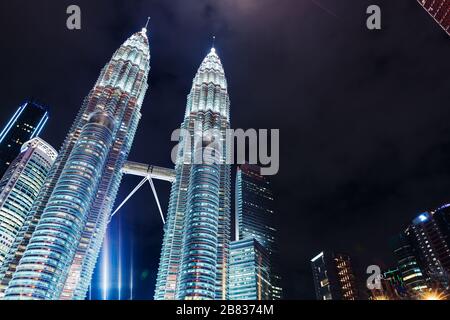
[110,161,176,224]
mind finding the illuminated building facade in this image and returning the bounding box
[235,164,276,254]
[311,251,359,300]
[392,232,428,294]
[154,47,231,300]
[228,238,271,300]
[2,26,150,300]
[399,209,450,291]
[0,138,57,270]
[417,0,450,35]
[433,205,450,269]
[0,101,48,178]
[232,164,282,299]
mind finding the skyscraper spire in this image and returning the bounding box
[3,27,151,300]
[155,48,231,300]
[142,16,150,33]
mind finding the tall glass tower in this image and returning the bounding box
[0,101,48,178]
[228,238,272,300]
[393,208,450,293]
[232,164,282,300]
[2,26,150,300]
[235,164,276,253]
[154,47,231,300]
[0,138,57,268]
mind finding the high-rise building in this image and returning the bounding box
[231,164,282,299]
[228,238,271,300]
[0,138,57,268]
[0,101,48,178]
[2,26,150,300]
[417,0,450,36]
[403,209,450,290]
[434,204,450,252]
[235,164,276,254]
[391,232,428,295]
[311,251,359,300]
[154,47,231,300]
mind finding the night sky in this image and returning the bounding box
[0,0,449,299]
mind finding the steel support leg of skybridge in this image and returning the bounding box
[110,161,176,224]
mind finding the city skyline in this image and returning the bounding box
[0,1,448,300]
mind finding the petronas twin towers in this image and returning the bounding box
[0,25,232,300]
[1,27,150,300]
[154,48,231,300]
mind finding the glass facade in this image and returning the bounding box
[228,239,271,300]
[392,232,428,295]
[233,164,282,299]
[0,138,56,271]
[393,208,450,293]
[2,27,150,300]
[0,101,48,178]
[236,164,276,252]
[154,48,231,300]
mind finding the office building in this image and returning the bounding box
[311,251,359,300]
[0,138,56,266]
[0,101,48,177]
[401,209,450,290]
[231,164,282,299]
[392,232,428,295]
[228,239,271,300]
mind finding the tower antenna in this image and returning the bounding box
[212,35,216,48]
[144,17,150,29]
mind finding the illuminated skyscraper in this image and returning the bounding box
[228,238,271,300]
[392,232,428,295]
[235,164,276,253]
[154,47,231,300]
[311,251,359,300]
[3,25,150,300]
[231,164,282,300]
[394,208,450,293]
[0,101,48,178]
[417,0,450,35]
[0,138,57,268]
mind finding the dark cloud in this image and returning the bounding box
[0,0,449,299]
